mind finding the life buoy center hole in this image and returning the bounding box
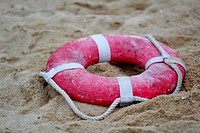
[86,62,144,77]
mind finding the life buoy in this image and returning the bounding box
[40,34,186,107]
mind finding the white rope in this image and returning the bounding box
[40,71,120,120]
[40,71,146,120]
[164,59,183,94]
[146,34,185,94]
[130,96,148,101]
[146,35,170,59]
[39,70,120,121]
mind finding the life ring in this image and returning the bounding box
[40,34,186,107]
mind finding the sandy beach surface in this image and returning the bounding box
[0,0,200,132]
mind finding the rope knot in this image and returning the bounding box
[164,56,186,70]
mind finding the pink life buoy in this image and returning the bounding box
[40,34,186,107]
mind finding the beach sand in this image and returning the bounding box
[0,0,200,132]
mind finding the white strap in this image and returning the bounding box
[145,56,163,69]
[90,34,111,62]
[117,77,133,103]
[39,63,84,83]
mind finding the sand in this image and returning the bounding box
[0,0,200,132]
